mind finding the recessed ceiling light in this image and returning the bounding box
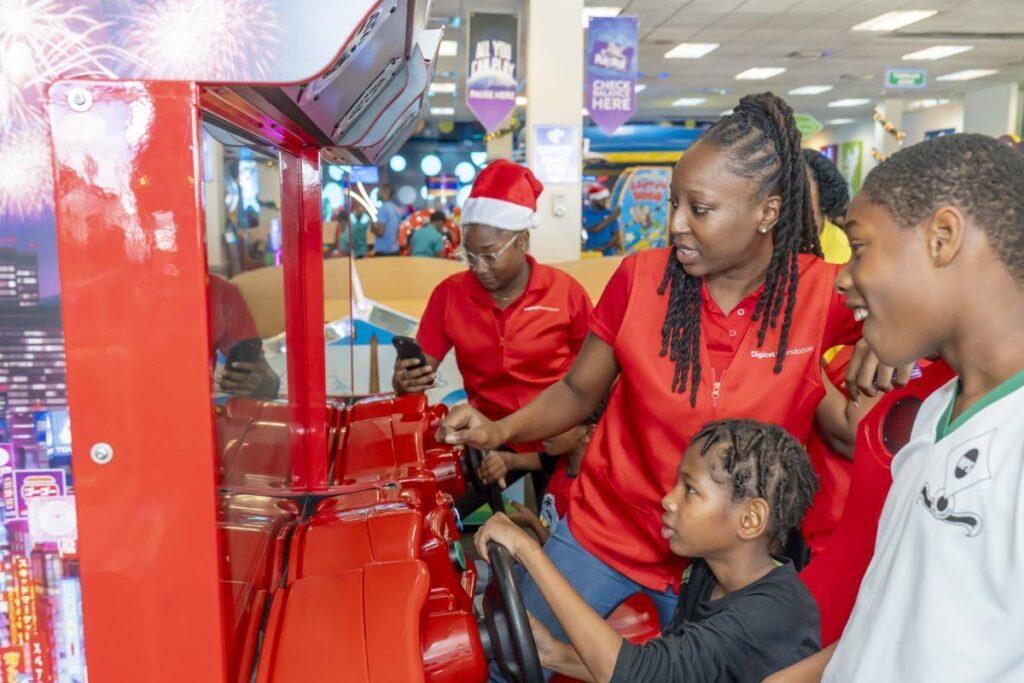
[429,82,456,94]
[635,84,647,93]
[906,98,952,110]
[672,97,707,107]
[828,118,855,125]
[664,42,720,59]
[788,85,834,95]
[936,68,999,81]
[430,107,455,116]
[829,98,872,108]
[438,40,458,57]
[902,45,973,60]
[583,7,620,28]
[735,67,786,80]
[852,10,938,32]
[515,96,527,107]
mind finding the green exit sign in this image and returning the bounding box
[886,68,927,89]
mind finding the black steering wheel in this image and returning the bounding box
[463,446,506,514]
[476,542,544,683]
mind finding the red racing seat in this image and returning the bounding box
[800,360,954,645]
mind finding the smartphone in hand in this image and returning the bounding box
[392,335,427,369]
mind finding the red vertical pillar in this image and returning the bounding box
[280,149,327,491]
[48,80,227,682]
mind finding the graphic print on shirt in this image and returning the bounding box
[918,429,995,537]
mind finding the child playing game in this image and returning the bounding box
[768,133,1024,681]
[477,418,821,682]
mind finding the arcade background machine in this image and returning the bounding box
[46,2,541,682]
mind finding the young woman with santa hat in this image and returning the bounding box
[392,160,594,506]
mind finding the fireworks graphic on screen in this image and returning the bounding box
[123,0,279,80]
[0,0,129,129]
[0,124,53,219]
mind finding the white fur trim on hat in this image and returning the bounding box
[461,196,535,231]
[589,187,610,201]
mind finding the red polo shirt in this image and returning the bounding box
[417,256,593,452]
[571,249,860,590]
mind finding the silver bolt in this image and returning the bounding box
[90,442,113,465]
[67,88,93,112]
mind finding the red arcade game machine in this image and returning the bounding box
[46,3,540,681]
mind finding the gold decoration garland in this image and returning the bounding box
[871,148,888,162]
[872,108,906,144]
[484,115,521,142]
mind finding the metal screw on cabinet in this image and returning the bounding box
[90,442,113,465]
[67,88,93,112]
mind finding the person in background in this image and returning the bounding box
[803,149,851,264]
[373,183,402,256]
[208,275,279,399]
[409,210,447,258]
[392,160,593,512]
[583,184,623,256]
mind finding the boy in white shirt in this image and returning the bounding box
[768,134,1024,682]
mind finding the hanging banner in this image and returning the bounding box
[466,13,518,133]
[586,16,638,135]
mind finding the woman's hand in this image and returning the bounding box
[436,404,508,450]
[478,450,510,488]
[474,512,539,564]
[845,338,916,404]
[392,357,436,394]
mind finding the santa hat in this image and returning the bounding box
[588,184,610,201]
[460,159,544,231]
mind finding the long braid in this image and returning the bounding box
[659,93,821,400]
[694,418,819,552]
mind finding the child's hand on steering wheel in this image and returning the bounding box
[478,451,510,488]
[474,512,537,564]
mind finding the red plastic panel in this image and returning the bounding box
[49,79,227,682]
[257,572,371,683]
[367,509,423,561]
[364,561,431,683]
[422,611,488,683]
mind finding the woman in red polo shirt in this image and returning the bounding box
[439,93,863,643]
[393,160,593,500]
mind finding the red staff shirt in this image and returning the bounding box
[209,275,259,358]
[569,249,860,590]
[417,256,593,452]
[803,346,855,558]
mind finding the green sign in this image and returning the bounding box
[839,140,864,194]
[795,113,824,138]
[886,68,927,89]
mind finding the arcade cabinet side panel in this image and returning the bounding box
[48,80,228,682]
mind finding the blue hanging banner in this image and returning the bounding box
[586,16,638,135]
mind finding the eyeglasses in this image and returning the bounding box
[456,234,519,268]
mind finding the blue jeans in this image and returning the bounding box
[490,519,678,681]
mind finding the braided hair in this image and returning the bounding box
[659,93,821,405]
[692,418,819,553]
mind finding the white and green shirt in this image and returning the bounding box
[825,371,1024,682]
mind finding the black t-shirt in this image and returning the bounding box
[612,559,820,682]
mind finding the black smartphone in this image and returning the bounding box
[226,338,263,369]
[392,335,427,369]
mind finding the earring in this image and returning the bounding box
[759,227,769,234]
